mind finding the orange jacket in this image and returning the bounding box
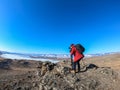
[70,45,84,62]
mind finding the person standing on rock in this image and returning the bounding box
[70,44,84,73]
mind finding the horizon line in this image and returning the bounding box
[0,50,120,55]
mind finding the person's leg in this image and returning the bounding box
[73,61,77,72]
[77,60,80,72]
[72,62,74,70]
[70,61,76,73]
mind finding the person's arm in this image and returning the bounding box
[70,47,75,65]
[70,54,73,65]
[70,47,75,55]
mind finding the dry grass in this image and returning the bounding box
[84,53,120,70]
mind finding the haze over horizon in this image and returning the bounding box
[0,0,120,54]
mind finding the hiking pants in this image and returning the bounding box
[73,59,80,71]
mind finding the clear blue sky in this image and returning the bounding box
[0,0,120,54]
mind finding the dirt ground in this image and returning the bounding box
[83,54,120,70]
[0,53,120,90]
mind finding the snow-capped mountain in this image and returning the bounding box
[0,51,60,63]
[0,50,119,61]
[0,50,70,59]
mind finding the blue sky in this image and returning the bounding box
[0,0,120,54]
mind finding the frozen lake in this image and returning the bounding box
[1,54,59,63]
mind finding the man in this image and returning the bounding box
[70,44,84,73]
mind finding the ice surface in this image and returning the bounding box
[1,54,59,63]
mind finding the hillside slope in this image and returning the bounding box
[0,54,120,90]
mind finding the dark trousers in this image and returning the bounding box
[72,60,80,71]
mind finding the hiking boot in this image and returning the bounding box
[77,70,81,73]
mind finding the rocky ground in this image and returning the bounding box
[0,53,120,90]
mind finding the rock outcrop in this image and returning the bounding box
[0,58,120,90]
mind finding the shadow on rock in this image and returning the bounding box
[81,63,99,72]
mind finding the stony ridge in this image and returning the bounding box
[0,56,120,90]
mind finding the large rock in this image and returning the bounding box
[0,59,12,69]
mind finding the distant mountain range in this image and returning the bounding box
[0,50,70,59]
[0,50,119,60]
